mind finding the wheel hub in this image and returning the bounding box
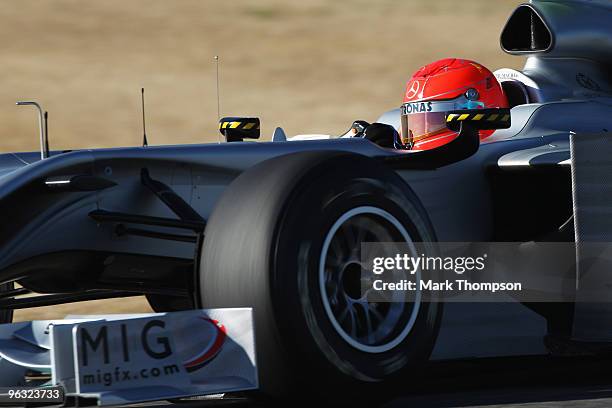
[319,206,422,354]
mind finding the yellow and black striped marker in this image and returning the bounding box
[445,108,511,130]
[219,118,260,131]
[218,117,260,142]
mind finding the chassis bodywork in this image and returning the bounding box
[1,0,612,386]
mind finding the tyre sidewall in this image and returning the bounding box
[271,155,441,384]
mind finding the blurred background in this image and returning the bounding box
[5,0,523,320]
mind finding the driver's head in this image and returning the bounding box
[399,58,508,150]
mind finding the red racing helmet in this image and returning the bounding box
[400,58,509,150]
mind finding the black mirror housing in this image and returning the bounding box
[219,117,260,142]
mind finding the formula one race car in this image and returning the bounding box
[1,0,612,398]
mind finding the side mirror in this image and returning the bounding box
[219,117,260,142]
[445,108,511,131]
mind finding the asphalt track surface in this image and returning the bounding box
[118,355,612,408]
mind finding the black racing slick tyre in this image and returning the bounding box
[197,151,442,396]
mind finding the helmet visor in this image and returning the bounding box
[400,110,449,147]
[400,94,483,148]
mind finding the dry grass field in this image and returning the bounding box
[6,0,523,321]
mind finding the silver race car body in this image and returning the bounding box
[1,0,612,396]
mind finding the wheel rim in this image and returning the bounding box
[319,206,421,354]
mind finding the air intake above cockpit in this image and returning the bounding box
[499,0,612,66]
[500,4,552,54]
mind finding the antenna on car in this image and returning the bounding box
[215,55,221,143]
[44,111,49,154]
[141,87,148,147]
[16,100,49,160]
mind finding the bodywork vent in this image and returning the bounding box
[501,4,552,54]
